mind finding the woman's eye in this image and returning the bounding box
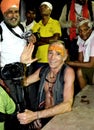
[56,52,61,55]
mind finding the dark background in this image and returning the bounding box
[0,0,66,22]
[0,0,94,21]
[24,0,67,20]
[22,0,94,21]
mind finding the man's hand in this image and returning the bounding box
[20,42,38,64]
[28,34,37,43]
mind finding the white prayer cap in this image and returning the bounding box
[40,1,53,10]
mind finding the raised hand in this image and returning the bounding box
[20,42,38,64]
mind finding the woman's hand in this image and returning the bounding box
[30,119,42,129]
[20,42,38,64]
[17,109,37,124]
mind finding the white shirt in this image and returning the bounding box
[21,20,37,31]
[0,21,26,67]
[77,31,94,62]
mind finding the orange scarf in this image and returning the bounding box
[69,0,89,40]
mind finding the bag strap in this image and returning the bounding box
[0,25,3,41]
[4,22,24,39]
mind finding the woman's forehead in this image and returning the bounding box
[50,42,64,48]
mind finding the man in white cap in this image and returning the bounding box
[32,1,62,68]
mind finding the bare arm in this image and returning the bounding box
[24,68,41,86]
[67,57,94,68]
[17,67,75,124]
[37,33,60,46]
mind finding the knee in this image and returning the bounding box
[76,68,83,78]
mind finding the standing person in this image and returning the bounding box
[20,7,38,111]
[59,0,94,61]
[0,81,16,130]
[21,7,37,31]
[17,40,75,129]
[67,19,94,89]
[0,0,37,112]
[0,0,36,68]
[32,1,62,68]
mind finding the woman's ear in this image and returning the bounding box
[63,49,68,62]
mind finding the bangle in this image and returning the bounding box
[26,63,30,67]
[37,111,39,120]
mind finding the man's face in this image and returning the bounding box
[26,10,36,23]
[39,4,51,16]
[78,22,92,41]
[3,7,20,27]
[76,0,87,5]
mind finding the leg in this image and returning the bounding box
[92,72,94,85]
[77,68,87,89]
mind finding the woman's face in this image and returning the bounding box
[48,43,67,69]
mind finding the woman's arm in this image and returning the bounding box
[17,67,75,124]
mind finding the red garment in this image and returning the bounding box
[69,0,89,40]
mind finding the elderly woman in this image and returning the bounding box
[18,40,75,129]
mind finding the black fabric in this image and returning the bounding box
[38,64,68,111]
[0,25,3,41]
[68,39,79,61]
[19,23,25,32]
[39,64,49,78]
[39,64,67,85]
[24,62,39,111]
[0,112,15,122]
[0,22,24,41]
[4,22,24,39]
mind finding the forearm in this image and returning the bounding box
[24,75,40,86]
[37,34,60,46]
[37,100,72,120]
[26,101,73,121]
[17,100,73,124]
[67,61,94,68]
[24,68,41,86]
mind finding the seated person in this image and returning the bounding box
[17,40,75,129]
[67,19,94,89]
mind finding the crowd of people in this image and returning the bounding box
[0,0,94,130]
